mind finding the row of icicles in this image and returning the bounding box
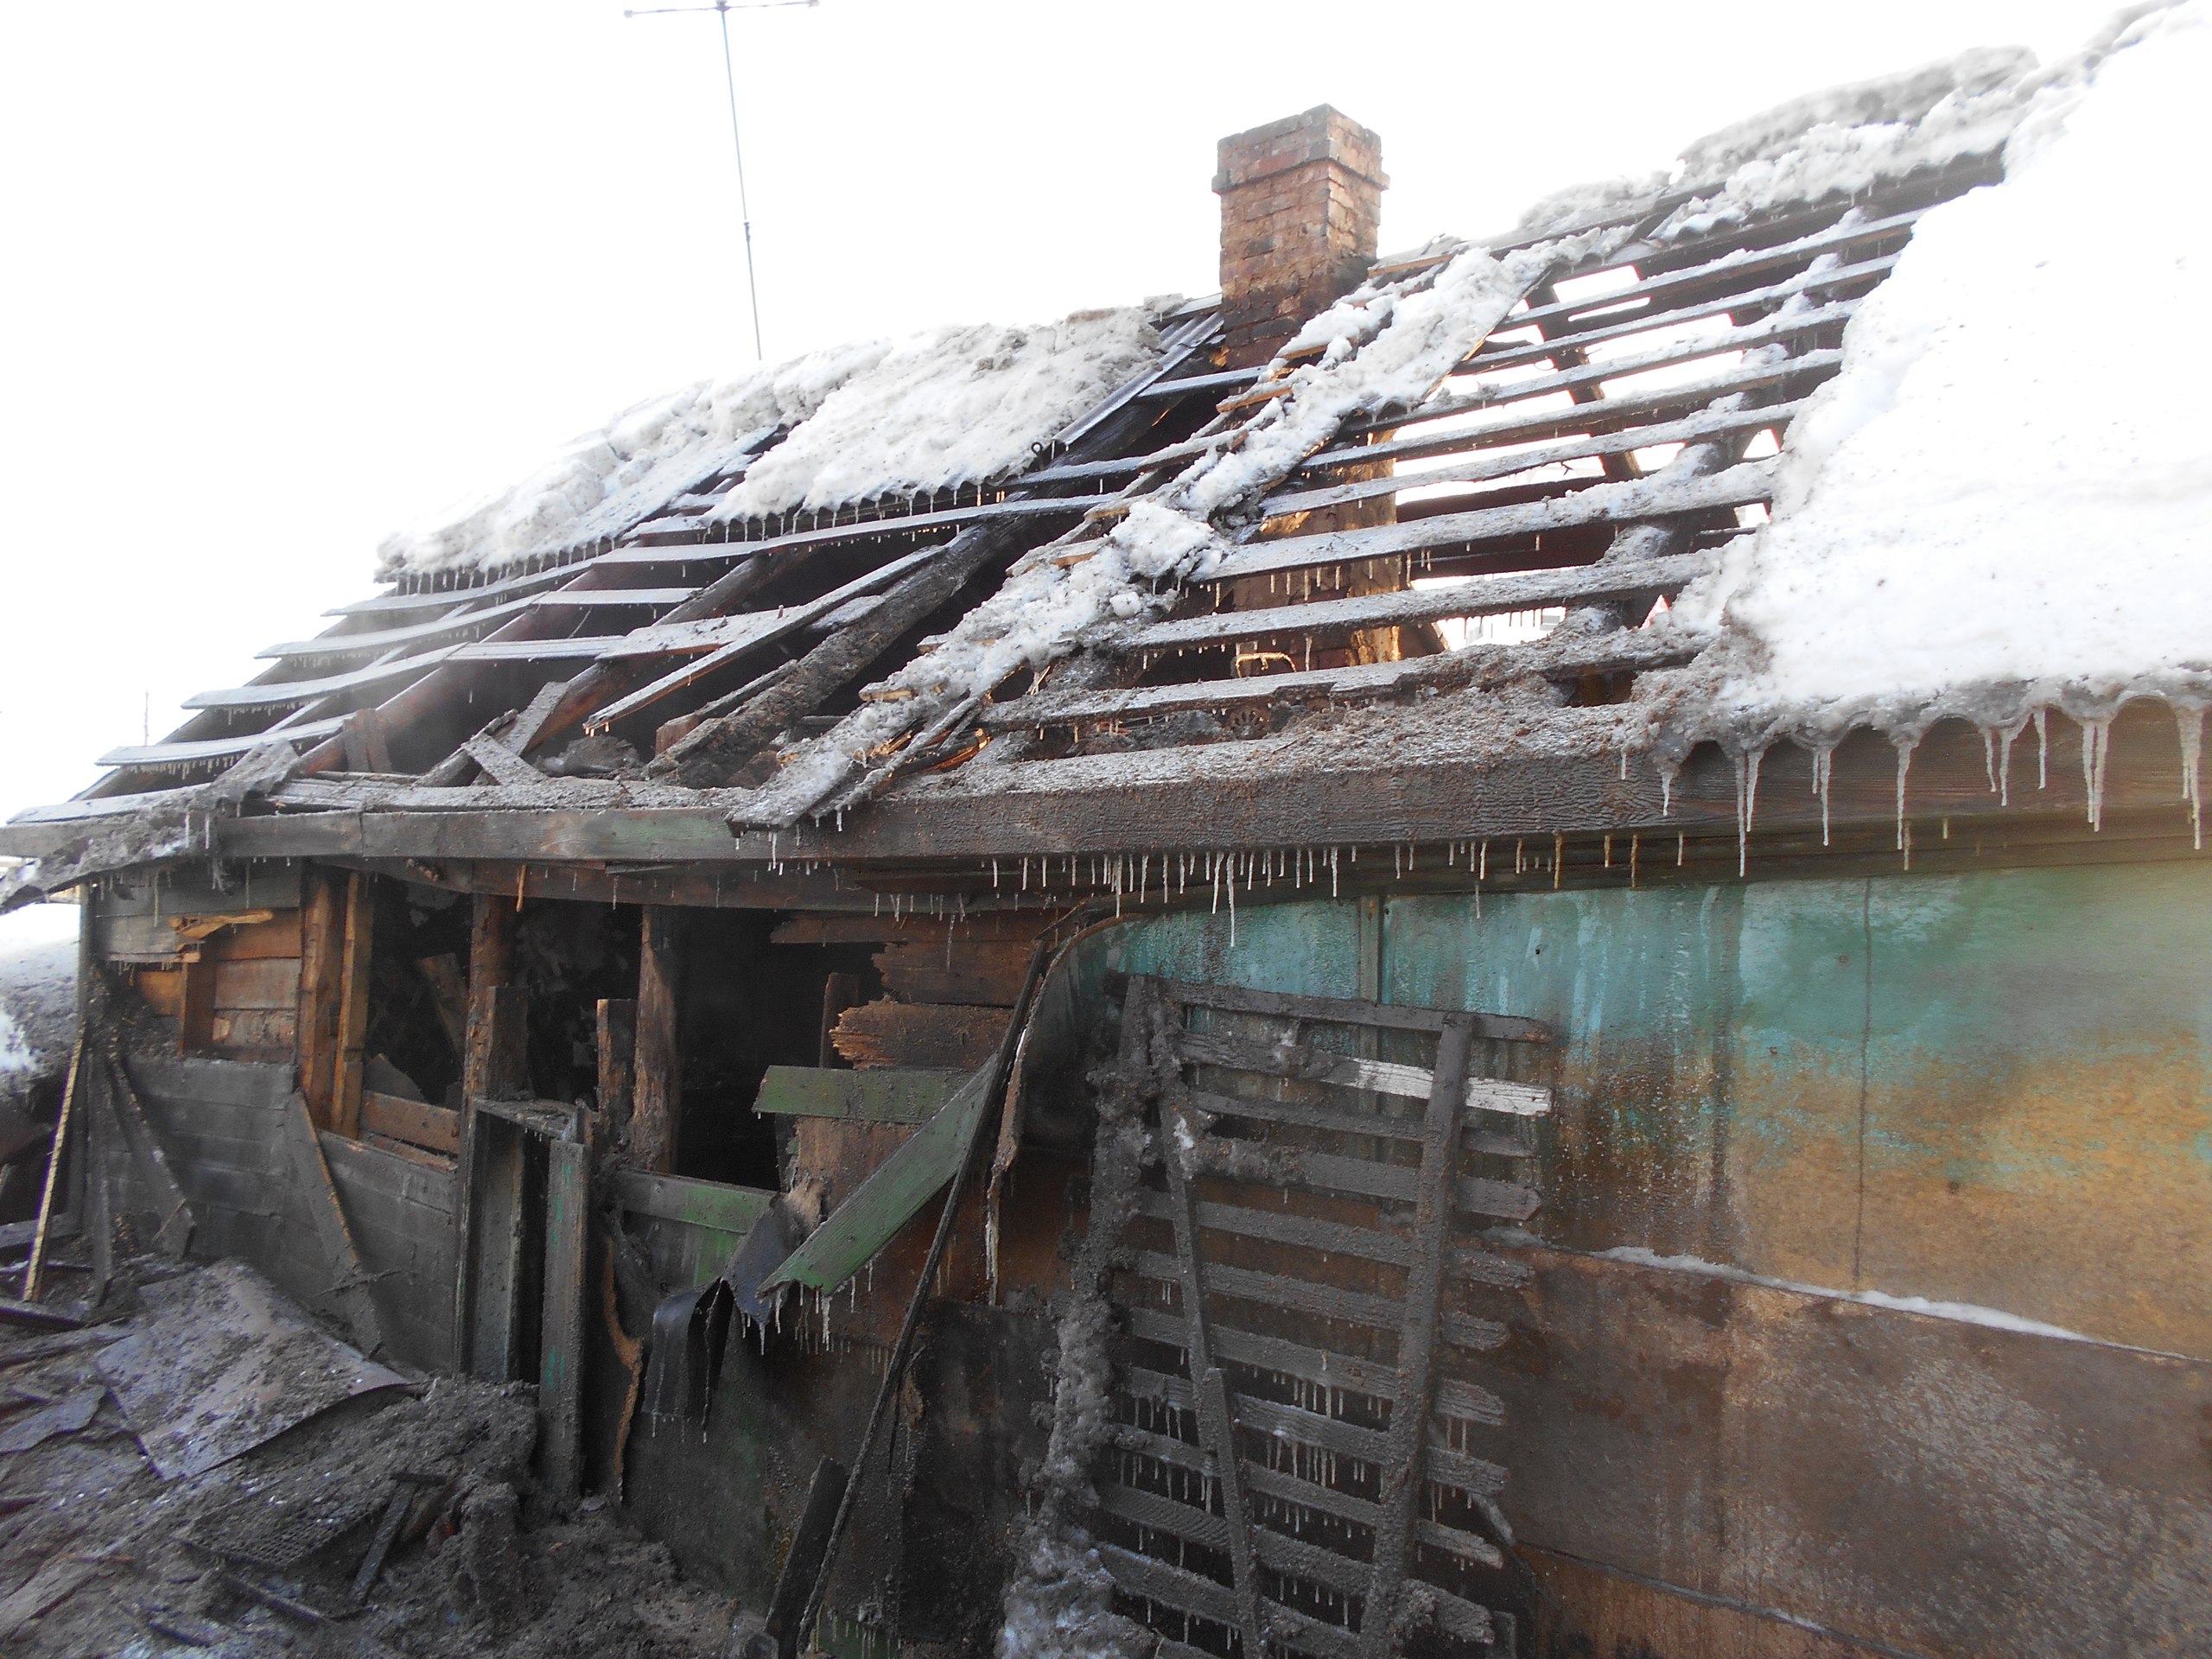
[755,703,2207,905]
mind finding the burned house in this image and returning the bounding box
[3,10,2209,1656]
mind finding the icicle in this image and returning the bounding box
[2177,702,2206,850]
[1810,743,1835,847]
[1656,753,1680,819]
[1677,832,1686,868]
[991,858,999,889]
[1892,732,1920,853]
[2079,712,2113,831]
[1514,840,1523,875]
[1733,744,1766,877]
[1226,861,1236,945]
[1394,843,1402,879]
[1478,842,1487,881]
[2035,707,2050,790]
[1329,846,1339,897]
[1553,832,1564,890]
[1630,830,1641,888]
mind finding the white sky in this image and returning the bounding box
[0,0,2126,869]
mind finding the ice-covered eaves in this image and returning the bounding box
[707,305,1172,523]
[373,337,893,580]
[1654,1,2212,826]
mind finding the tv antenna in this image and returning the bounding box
[624,0,818,359]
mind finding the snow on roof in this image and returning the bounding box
[1517,42,2046,247]
[374,303,1168,580]
[1670,2,2212,753]
[707,305,1169,524]
[374,338,891,580]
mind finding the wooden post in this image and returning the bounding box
[454,893,518,1359]
[461,895,518,1103]
[538,1136,589,1501]
[632,907,683,1174]
[332,873,374,1139]
[296,866,347,1125]
[22,1034,85,1301]
[595,998,636,1157]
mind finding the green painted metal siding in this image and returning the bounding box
[1108,861,2212,1358]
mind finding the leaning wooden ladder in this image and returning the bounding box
[1088,975,1553,1657]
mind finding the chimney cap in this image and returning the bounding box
[1214,105,1387,194]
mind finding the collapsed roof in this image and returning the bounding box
[6,3,2206,902]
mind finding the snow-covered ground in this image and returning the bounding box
[1673,3,2212,750]
[0,925,75,1101]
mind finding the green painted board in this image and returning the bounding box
[753,1065,967,1124]
[765,1064,992,1294]
[612,1168,775,1236]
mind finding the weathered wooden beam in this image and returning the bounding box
[538,1137,589,1502]
[332,873,375,1139]
[752,1065,965,1125]
[595,998,636,1154]
[632,906,683,1173]
[1205,461,1771,585]
[360,1091,461,1155]
[1121,550,1716,653]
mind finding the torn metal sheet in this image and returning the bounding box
[95,1262,408,1480]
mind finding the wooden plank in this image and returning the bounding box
[333,872,373,1139]
[259,596,534,662]
[538,1137,588,1501]
[763,1065,994,1294]
[461,734,543,787]
[1149,976,1549,1043]
[1362,1016,1473,1659]
[1205,460,1775,585]
[1176,1027,1551,1114]
[282,1090,385,1354]
[595,997,635,1153]
[609,1167,773,1235]
[461,894,518,1101]
[97,718,348,770]
[1130,551,1715,656]
[1262,404,1801,520]
[209,957,301,1012]
[830,999,1005,1071]
[873,938,1032,1007]
[752,1065,966,1124]
[633,906,683,1173]
[22,1036,85,1301]
[360,1092,461,1155]
[296,867,346,1127]
[183,649,456,714]
[1299,349,1842,474]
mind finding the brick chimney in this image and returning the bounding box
[1214,106,1388,369]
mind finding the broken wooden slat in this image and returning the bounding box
[762,1064,993,1294]
[21,1033,84,1301]
[873,938,1032,1007]
[830,999,1005,1071]
[359,1092,461,1156]
[595,997,636,1152]
[282,1090,385,1354]
[751,1065,965,1124]
[461,734,543,788]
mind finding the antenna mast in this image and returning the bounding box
[624,0,817,359]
